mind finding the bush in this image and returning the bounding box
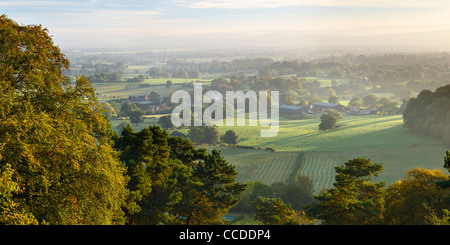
[319,109,342,130]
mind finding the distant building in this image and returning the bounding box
[312,102,346,112]
[347,108,361,115]
[347,108,377,115]
[279,104,309,115]
[359,109,377,115]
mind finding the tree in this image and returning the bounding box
[384,168,450,225]
[283,90,298,105]
[274,175,316,211]
[166,80,173,89]
[0,164,38,224]
[120,102,134,118]
[137,74,146,83]
[167,135,207,166]
[174,149,246,225]
[328,95,340,104]
[116,122,130,135]
[113,125,174,224]
[299,100,309,108]
[149,91,161,106]
[331,79,338,87]
[319,110,342,131]
[170,130,187,139]
[326,109,343,121]
[188,125,221,145]
[377,97,399,115]
[232,181,272,212]
[308,157,385,225]
[0,15,127,224]
[101,101,117,118]
[403,85,450,144]
[311,80,321,88]
[232,175,316,214]
[113,125,244,225]
[129,107,145,125]
[187,126,203,145]
[362,94,378,109]
[254,197,315,225]
[223,130,240,146]
[319,113,338,130]
[158,115,174,130]
[204,125,221,145]
[348,96,363,109]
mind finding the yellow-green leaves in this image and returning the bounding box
[0,15,127,225]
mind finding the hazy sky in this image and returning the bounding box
[3,0,450,50]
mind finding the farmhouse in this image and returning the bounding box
[347,108,377,115]
[279,104,309,115]
[359,109,377,115]
[312,102,346,112]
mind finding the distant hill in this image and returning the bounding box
[121,29,450,51]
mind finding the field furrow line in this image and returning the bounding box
[275,154,292,183]
[302,156,313,177]
[272,157,285,183]
[263,157,279,184]
[260,159,274,183]
[298,157,307,176]
[283,154,296,181]
[252,159,269,182]
[316,158,325,192]
[280,154,295,182]
[313,158,322,192]
[257,157,274,184]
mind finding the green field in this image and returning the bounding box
[201,146,302,185]
[112,114,448,193]
[92,82,182,101]
[214,115,448,192]
[101,77,448,194]
[304,76,349,87]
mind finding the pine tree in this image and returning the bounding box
[308,157,385,225]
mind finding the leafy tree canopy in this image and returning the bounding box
[0,15,127,225]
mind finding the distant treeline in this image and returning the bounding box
[403,84,450,145]
[88,73,146,83]
[70,62,127,76]
[231,176,316,214]
[146,58,273,78]
[87,72,123,83]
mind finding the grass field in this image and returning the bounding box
[92,82,183,101]
[209,114,448,192]
[304,76,349,87]
[100,76,448,194]
[202,146,302,185]
[112,113,448,193]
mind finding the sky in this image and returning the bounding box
[2,0,450,50]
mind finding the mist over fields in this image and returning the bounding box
[2,0,450,228]
[90,29,450,52]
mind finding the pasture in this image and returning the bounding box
[112,113,449,193]
[100,76,448,194]
[203,146,302,185]
[213,114,448,192]
[92,82,182,101]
